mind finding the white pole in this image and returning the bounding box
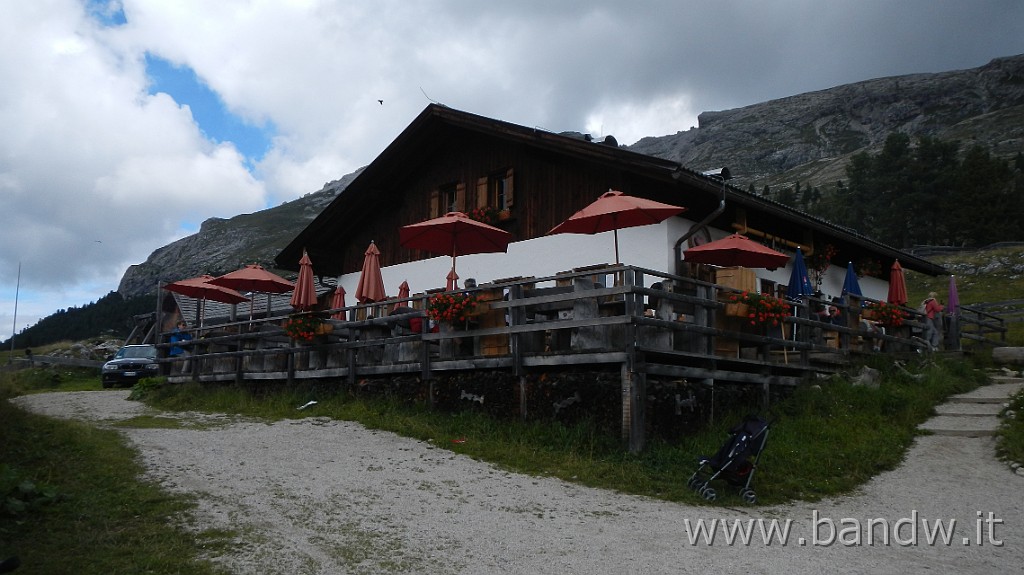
[9,262,21,361]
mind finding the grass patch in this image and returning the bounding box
[0,364,100,395]
[997,389,1024,465]
[0,371,230,573]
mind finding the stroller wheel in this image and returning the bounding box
[687,475,701,490]
[701,487,717,501]
[741,489,757,504]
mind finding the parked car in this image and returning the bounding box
[101,344,159,388]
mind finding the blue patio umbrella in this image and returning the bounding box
[841,261,863,299]
[787,247,815,299]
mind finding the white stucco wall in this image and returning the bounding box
[335,221,679,299]
[333,218,889,303]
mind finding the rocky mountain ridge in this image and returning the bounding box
[630,55,1024,190]
[116,169,361,297]
[117,55,1024,298]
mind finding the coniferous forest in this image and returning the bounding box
[2,292,156,349]
[763,135,1024,249]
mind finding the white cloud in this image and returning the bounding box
[2,0,1023,334]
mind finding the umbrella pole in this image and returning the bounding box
[613,229,620,264]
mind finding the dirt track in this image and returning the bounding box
[10,390,1024,574]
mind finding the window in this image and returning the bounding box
[440,183,459,213]
[430,182,465,217]
[476,168,515,211]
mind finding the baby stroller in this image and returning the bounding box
[687,414,772,504]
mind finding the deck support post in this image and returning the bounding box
[622,362,646,453]
[347,335,357,387]
[519,375,528,419]
[509,284,524,377]
[287,340,296,386]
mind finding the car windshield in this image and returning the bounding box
[116,346,157,360]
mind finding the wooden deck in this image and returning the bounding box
[161,264,1000,451]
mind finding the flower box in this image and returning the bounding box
[427,293,479,323]
[724,291,790,327]
[725,302,750,317]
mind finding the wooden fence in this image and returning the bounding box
[156,264,1003,451]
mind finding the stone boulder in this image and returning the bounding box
[992,347,1024,365]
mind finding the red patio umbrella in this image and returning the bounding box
[330,286,347,320]
[887,260,908,306]
[547,189,686,264]
[682,233,789,270]
[290,250,318,311]
[393,280,410,311]
[163,274,249,327]
[355,241,387,303]
[210,263,294,320]
[399,212,512,283]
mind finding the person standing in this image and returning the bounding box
[169,321,193,373]
[922,292,944,350]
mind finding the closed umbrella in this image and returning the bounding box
[210,263,294,321]
[400,212,512,284]
[787,248,815,299]
[446,268,459,291]
[683,233,789,269]
[355,241,387,304]
[547,189,686,264]
[841,261,863,298]
[330,286,347,320]
[887,260,908,305]
[947,274,960,317]
[394,280,410,311]
[163,275,249,327]
[290,250,318,311]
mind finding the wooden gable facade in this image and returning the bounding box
[276,104,944,280]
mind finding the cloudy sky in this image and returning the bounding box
[2,0,1022,338]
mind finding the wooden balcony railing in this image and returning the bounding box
[158,264,999,387]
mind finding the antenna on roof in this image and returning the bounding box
[701,167,732,181]
[419,87,444,106]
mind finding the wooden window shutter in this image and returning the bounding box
[455,182,466,212]
[476,176,489,208]
[430,189,440,217]
[504,168,515,207]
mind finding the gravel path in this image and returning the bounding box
[10,390,1024,574]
